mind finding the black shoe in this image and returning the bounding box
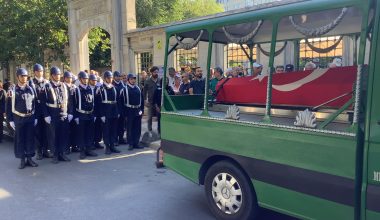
[134,145,144,149]
[59,154,71,162]
[72,146,81,153]
[43,152,53,158]
[114,142,119,146]
[36,153,43,160]
[26,157,38,167]
[52,156,59,164]
[18,159,26,169]
[105,145,111,155]
[128,145,133,151]
[79,151,86,159]
[118,139,127,145]
[110,145,121,153]
[86,150,98,157]
[94,142,104,149]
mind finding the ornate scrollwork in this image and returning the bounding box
[225,105,240,120]
[294,109,317,128]
[223,20,263,44]
[175,30,204,50]
[305,36,343,54]
[289,8,348,37]
[257,41,287,57]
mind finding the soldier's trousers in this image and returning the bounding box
[126,115,142,146]
[35,115,49,154]
[94,117,102,144]
[117,115,125,141]
[77,119,94,152]
[14,121,35,159]
[103,118,117,146]
[51,118,69,156]
[68,120,77,149]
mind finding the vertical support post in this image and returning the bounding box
[249,43,254,75]
[201,30,213,117]
[162,35,177,112]
[263,21,279,123]
[353,3,370,220]
[351,5,370,131]
[294,39,300,71]
[353,35,359,66]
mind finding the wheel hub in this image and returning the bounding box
[221,187,231,199]
[211,172,243,215]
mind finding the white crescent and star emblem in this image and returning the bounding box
[250,68,329,92]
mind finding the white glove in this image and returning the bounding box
[68,114,73,122]
[139,111,143,116]
[75,118,79,125]
[44,116,51,124]
[9,121,15,130]
[94,117,97,122]
[117,114,120,118]
[101,117,106,123]
[34,119,38,126]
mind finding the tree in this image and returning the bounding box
[0,0,224,72]
[88,28,111,70]
[0,0,68,67]
[136,0,224,28]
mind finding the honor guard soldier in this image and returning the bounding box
[89,74,103,149]
[113,71,127,145]
[95,71,121,154]
[120,73,144,151]
[29,64,52,160]
[44,67,73,163]
[63,71,79,153]
[0,81,6,143]
[6,68,38,169]
[74,71,98,159]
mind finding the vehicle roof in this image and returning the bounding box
[166,0,366,44]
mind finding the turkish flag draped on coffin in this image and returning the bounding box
[216,66,357,109]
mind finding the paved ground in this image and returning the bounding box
[0,119,296,220]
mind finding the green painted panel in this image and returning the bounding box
[161,114,357,179]
[164,95,204,111]
[253,180,354,220]
[366,210,380,220]
[367,142,380,185]
[164,153,201,184]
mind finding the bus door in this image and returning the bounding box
[366,2,380,219]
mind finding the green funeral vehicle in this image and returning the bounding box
[158,0,380,219]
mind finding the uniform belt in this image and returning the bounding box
[46,103,64,108]
[125,104,141,109]
[13,111,34,117]
[76,109,93,114]
[102,101,117,104]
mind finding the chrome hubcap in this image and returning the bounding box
[211,173,242,214]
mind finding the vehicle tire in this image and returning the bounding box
[204,161,258,220]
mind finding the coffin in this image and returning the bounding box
[216,66,357,109]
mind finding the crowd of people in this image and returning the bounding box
[0,56,343,169]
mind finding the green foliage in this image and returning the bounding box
[89,28,111,69]
[0,0,68,66]
[136,0,224,28]
[0,0,224,70]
